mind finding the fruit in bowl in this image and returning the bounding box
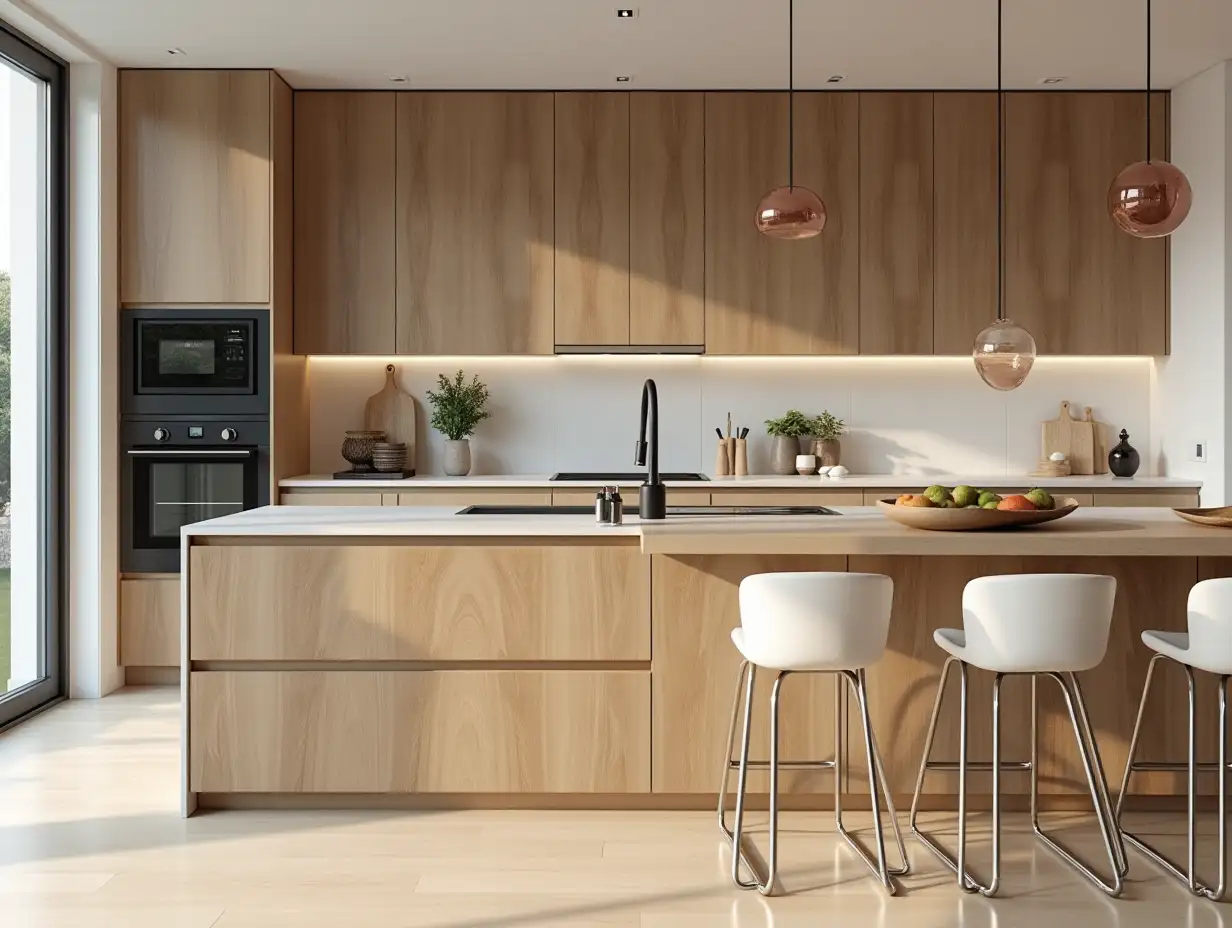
[896,494,934,508]
[997,495,1037,511]
[952,485,979,508]
[1026,488,1055,510]
[923,485,952,506]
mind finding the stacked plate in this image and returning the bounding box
[372,442,408,474]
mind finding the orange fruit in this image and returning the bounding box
[996,495,1037,511]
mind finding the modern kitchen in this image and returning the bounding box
[5,0,1232,925]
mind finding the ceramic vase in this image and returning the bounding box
[770,435,800,475]
[443,439,472,476]
[1108,429,1140,478]
[814,439,842,468]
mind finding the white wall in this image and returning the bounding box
[1153,61,1231,505]
[309,356,1152,478]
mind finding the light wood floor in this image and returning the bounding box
[0,687,1227,926]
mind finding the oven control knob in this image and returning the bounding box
[152,427,170,443]
[220,428,238,443]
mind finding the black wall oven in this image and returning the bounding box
[121,419,269,573]
[122,308,269,417]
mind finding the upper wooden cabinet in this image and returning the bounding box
[554,93,631,347]
[1004,92,1169,355]
[395,92,554,355]
[293,93,396,355]
[120,70,273,304]
[859,92,934,355]
[933,92,998,355]
[705,92,859,355]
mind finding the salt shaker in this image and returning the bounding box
[606,486,624,525]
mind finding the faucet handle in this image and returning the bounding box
[634,440,648,466]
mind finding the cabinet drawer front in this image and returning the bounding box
[120,578,181,666]
[396,489,553,507]
[190,670,650,793]
[1094,492,1200,508]
[714,490,864,507]
[190,545,649,661]
[279,491,383,506]
[550,488,710,507]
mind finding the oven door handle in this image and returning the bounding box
[125,449,256,457]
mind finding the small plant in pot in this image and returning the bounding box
[765,410,816,475]
[810,411,845,468]
[427,370,491,476]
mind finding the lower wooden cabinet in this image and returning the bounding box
[190,544,649,661]
[190,670,650,793]
[715,491,864,507]
[119,578,180,667]
[1094,491,1199,508]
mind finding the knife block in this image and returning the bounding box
[733,438,748,477]
[714,439,733,477]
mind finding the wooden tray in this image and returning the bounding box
[1173,506,1232,528]
[876,498,1081,532]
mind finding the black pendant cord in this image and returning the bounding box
[1145,0,1152,163]
[996,0,1004,322]
[787,0,794,188]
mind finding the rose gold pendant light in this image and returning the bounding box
[1108,0,1192,238]
[973,0,1036,391]
[755,0,825,239]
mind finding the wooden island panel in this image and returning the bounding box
[190,670,650,793]
[190,545,649,661]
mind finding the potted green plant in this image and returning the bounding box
[810,411,846,468]
[426,370,491,476]
[764,409,816,475]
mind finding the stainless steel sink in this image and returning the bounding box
[457,505,839,516]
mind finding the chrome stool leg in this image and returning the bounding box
[1117,655,1231,901]
[1029,672,1125,897]
[717,659,750,840]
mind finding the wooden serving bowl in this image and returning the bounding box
[876,498,1081,532]
[1173,506,1232,528]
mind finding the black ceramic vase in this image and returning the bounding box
[1108,429,1140,478]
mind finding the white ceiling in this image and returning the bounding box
[19,0,1232,90]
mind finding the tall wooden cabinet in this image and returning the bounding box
[704,92,859,355]
[396,92,554,355]
[120,70,273,304]
[1004,92,1169,355]
[293,93,396,355]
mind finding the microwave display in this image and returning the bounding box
[136,320,254,394]
[158,339,215,376]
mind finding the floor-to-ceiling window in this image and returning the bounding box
[0,22,65,727]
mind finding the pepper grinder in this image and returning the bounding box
[1108,429,1140,478]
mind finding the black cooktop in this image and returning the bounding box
[551,472,709,482]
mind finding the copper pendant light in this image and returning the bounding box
[755,0,826,239]
[973,0,1036,391]
[1108,0,1192,238]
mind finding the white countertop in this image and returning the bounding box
[279,473,1201,490]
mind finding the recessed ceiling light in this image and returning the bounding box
[616,8,637,18]
[616,75,632,83]
[388,76,409,84]
[826,75,845,84]
[166,47,186,56]
[1040,76,1066,85]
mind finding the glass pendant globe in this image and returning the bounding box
[973,318,1036,391]
[755,185,826,240]
[1108,160,1193,238]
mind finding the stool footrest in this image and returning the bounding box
[924,761,1032,772]
[727,759,837,771]
[1130,761,1232,772]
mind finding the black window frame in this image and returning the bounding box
[0,19,68,729]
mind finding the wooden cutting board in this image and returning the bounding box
[1041,401,1096,475]
[363,365,417,461]
[1085,406,1110,475]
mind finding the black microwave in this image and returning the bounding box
[123,309,269,418]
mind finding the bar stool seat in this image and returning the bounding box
[1139,630,1232,676]
[910,573,1128,898]
[718,572,909,896]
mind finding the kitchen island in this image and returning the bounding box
[180,506,1232,816]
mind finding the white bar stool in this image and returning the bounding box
[716,572,909,896]
[1117,577,1232,901]
[910,574,1128,897]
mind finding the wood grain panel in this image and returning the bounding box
[395,489,553,507]
[279,491,384,507]
[190,545,649,660]
[713,491,864,507]
[550,489,710,507]
[120,578,181,667]
[554,92,630,347]
[704,92,859,355]
[120,70,271,304]
[630,92,705,346]
[293,92,396,354]
[190,670,650,793]
[847,556,1197,797]
[1004,92,1168,355]
[859,92,934,354]
[396,92,554,355]
[1094,492,1199,508]
[933,92,997,355]
[652,554,849,793]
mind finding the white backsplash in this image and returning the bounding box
[306,356,1153,478]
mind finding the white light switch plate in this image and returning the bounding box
[1191,440,1208,463]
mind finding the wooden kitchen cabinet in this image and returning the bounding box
[395,92,554,355]
[554,92,630,347]
[859,92,934,354]
[933,92,998,354]
[293,92,396,354]
[120,70,272,304]
[1004,92,1169,355]
[705,92,859,355]
[119,577,180,667]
